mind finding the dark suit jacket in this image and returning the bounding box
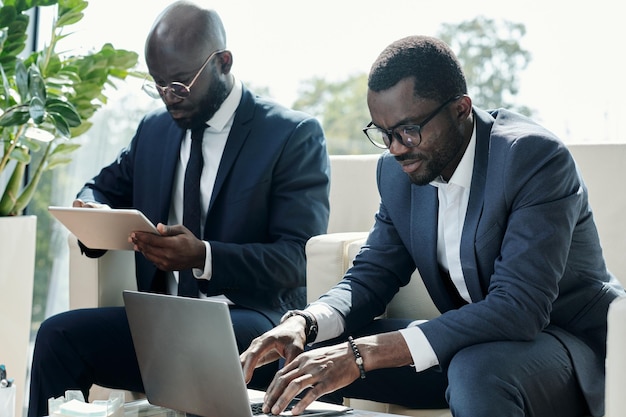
[77,86,330,324]
[318,107,624,416]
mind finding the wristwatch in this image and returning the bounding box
[280,309,319,344]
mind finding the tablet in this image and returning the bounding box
[49,206,159,251]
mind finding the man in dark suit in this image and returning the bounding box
[241,36,624,417]
[27,2,329,416]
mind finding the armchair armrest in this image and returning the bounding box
[305,232,440,320]
[306,232,369,303]
[68,233,137,309]
[606,296,626,417]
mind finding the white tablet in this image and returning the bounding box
[49,206,159,251]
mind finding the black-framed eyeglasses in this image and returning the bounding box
[142,49,226,99]
[362,95,462,149]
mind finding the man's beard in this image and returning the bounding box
[172,74,230,130]
[398,128,465,186]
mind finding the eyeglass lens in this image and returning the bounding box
[367,126,420,149]
[364,95,461,149]
[142,81,190,99]
[142,49,225,100]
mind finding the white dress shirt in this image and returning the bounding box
[309,121,477,373]
[166,77,243,298]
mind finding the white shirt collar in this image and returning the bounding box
[204,76,242,132]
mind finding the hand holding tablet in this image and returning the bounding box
[49,206,159,251]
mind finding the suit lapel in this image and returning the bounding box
[410,184,461,312]
[206,87,254,214]
[460,109,494,302]
[160,123,186,223]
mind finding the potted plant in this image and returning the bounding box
[0,0,139,216]
[0,1,139,414]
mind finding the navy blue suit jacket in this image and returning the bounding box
[318,108,623,415]
[77,86,330,324]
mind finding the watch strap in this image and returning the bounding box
[281,309,318,344]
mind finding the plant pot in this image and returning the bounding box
[0,215,36,417]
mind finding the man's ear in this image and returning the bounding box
[456,94,473,121]
[217,51,233,74]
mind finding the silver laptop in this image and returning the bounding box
[123,291,351,417]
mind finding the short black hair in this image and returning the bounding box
[368,35,467,102]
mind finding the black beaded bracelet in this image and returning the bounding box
[347,336,366,379]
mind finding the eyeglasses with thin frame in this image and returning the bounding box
[142,49,226,99]
[363,95,462,149]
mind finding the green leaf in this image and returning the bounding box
[48,112,70,137]
[42,53,62,76]
[28,95,45,123]
[55,11,83,27]
[56,68,81,83]
[2,33,26,55]
[0,57,17,76]
[45,154,72,170]
[9,145,30,164]
[14,59,27,102]
[0,28,9,53]
[7,13,28,34]
[58,0,88,15]
[0,7,18,28]
[46,98,81,127]
[19,135,41,152]
[0,64,11,107]
[50,140,80,155]
[69,119,91,136]
[28,64,46,101]
[0,105,29,126]
[32,0,60,7]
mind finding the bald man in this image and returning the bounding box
[27,2,329,416]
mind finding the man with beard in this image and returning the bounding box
[240,36,624,417]
[27,2,330,416]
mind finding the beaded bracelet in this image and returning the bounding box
[347,336,366,379]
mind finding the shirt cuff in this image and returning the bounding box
[398,322,439,372]
[305,302,345,343]
[193,240,212,280]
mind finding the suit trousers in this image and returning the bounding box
[325,319,591,417]
[28,305,277,417]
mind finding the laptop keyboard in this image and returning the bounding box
[251,402,265,415]
[251,400,298,416]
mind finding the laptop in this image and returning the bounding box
[122,291,351,417]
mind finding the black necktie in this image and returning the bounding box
[178,125,206,297]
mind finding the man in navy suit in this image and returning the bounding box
[28,2,329,416]
[241,36,624,417]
